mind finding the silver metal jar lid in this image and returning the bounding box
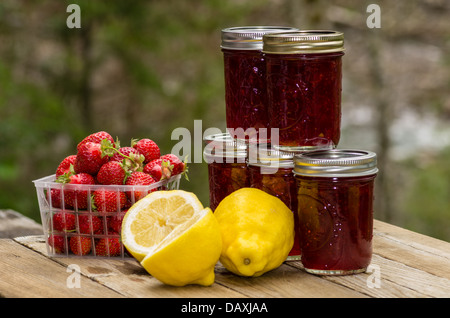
[247,146,295,169]
[221,26,299,50]
[293,149,378,177]
[203,132,235,145]
[203,133,247,161]
[262,30,344,54]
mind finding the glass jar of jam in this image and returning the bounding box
[293,149,378,275]
[221,26,298,143]
[263,30,344,151]
[247,146,301,261]
[204,133,249,211]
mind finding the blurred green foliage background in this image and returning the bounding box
[0,0,449,241]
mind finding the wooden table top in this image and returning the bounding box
[0,220,449,299]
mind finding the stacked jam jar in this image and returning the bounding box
[204,27,378,273]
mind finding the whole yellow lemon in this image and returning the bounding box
[214,188,294,277]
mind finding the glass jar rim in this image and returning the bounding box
[294,149,378,177]
[262,30,344,54]
[221,26,299,50]
[203,133,247,160]
[247,146,294,168]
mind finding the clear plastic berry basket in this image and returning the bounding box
[33,174,181,259]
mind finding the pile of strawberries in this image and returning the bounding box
[46,131,187,257]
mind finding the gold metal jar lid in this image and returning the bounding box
[262,30,344,54]
[294,149,378,177]
[221,26,299,50]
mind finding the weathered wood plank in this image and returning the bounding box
[15,235,366,298]
[319,254,448,298]
[0,238,122,298]
[6,220,450,298]
[373,220,450,280]
[14,235,246,298]
[0,209,43,238]
[214,262,368,298]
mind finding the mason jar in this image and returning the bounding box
[221,26,298,143]
[263,30,344,151]
[247,146,301,260]
[203,133,249,211]
[294,149,378,275]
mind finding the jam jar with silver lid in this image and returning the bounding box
[204,133,249,211]
[294,149,378,275]
[221,26,298,143]
[247,146,301,260]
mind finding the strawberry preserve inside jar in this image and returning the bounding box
[221,26,298,143]
[263,30,344,151]
[203,133,249,211]
[247,146,301,260]
[294,149,378,275]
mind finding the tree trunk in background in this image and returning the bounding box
[368,30,392,222]
[80,22,93,130]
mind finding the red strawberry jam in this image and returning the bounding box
[221,26,298,143]
[263,30,344,151]
[204,133,249,211]
[294,149,378,275]
[247,147,300,260]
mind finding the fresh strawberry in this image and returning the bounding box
[75,141,110,175]
[95,235,121,257]
[160,154,187,176]
[52,211,76,232]
[55,155,77,177]
[102,141,145,174]
[48,188,62,208]
[108,211,126,233]
[92,189,128,214]
[132,138,160,164]
[97,161,127,185]
[111,146,141,162]
[143,158,172,181]
[78,215,103,234]
[77,131,116,151]
[125,171,156,201]
[57,170,96,209]
[69,236,92,256]
[48,235,66,254]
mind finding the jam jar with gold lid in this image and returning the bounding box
[294,149,378,275]
[263,30,344,151]
[221,26,298,143]
[204,133,249,211]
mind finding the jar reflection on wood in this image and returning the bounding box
[221,26,298,143]
[294,149,378,275]
[247,146,301,260]
[263,30,344,151]
[204,133,249,211]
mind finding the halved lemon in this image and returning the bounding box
[121,190,204,261]
[121,190,222,286]
[141,207,222,286]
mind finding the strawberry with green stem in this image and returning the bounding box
[143,158,172,181]
[75,141,110,175]
[55,155,77,177]
[97,161,127,185]
[101,139,145,176]
[56,165,96,209]
[125,171,156,201]
[132,138,160,164]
